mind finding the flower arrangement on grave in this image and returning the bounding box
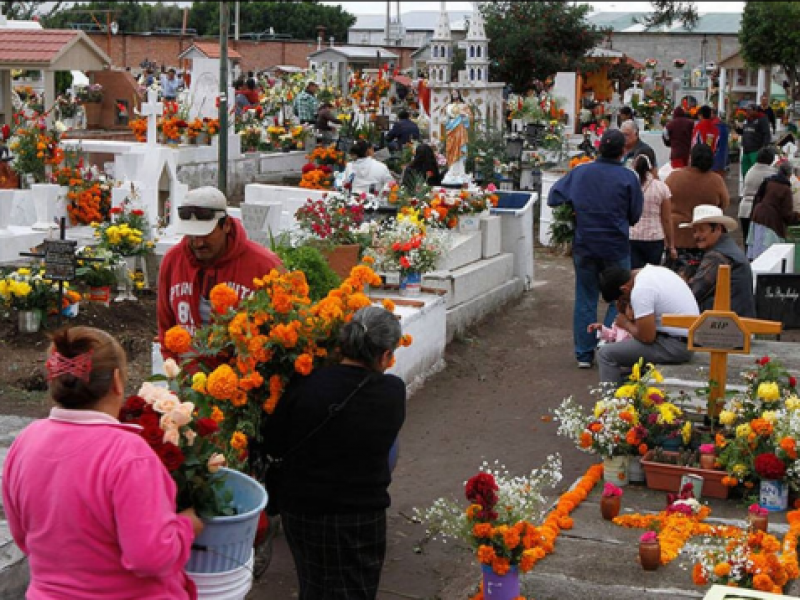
[75,246,118,288]
[159,116,188,144]
[715,356,799,491]
[8,114,64,183]
[93,187,154,257]
[65,167,115,226]
[239,125,263,152]
[307,145,345,167]
[55,94,80,120]
[299,162,334,190]
[281,124,308,151]
[203,117,220,137]
[673,58,687,69]
[118,379,235,517]
[129,118,147,142]
[160,264,393,469]
[645,58,658,70]
[365,213,448,276]
[420,186,499,230]
[293,191,372,248]
[76,83,103,104]
[0,266,59,313]
[631,83,673,130]
[187,118,204,140]
[687,525,796,592]
[417,456,563,577]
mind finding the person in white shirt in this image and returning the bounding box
[341,140,395,195]
[596,265,699,384]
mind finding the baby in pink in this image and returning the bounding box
[588,300,634,344]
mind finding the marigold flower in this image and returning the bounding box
[230,431,248,451]
[476,544,495,564]
[207,364,240,401]
[758,382,781,402]
[164,326,192,354]
[400,334,413,347]
[472,523,493,538]
[294,353,314,376]
[210,406,224,423]
[191,372,207,393]
[713,562,731,577]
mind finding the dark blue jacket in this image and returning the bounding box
[548,158,644,260]
[713,121,729,172]
[385,119,420,147]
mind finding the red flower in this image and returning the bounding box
[159,443,185,472]
[302,163,318,174]
[109,207,123,215]
[399,256,410,269]
[754,453,787,480]
[132,209,144,217]
[138,412,160,430]
[758,356,770,366]
[197,418,219,437]
[140,425,165,447]
[790,376,797,388]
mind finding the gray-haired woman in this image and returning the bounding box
[262,306,406,600]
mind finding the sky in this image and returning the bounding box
[321,2,746,15]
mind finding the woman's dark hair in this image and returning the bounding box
[777,162,793,178]
[339,306,401,371]
[756,146,776,165]
[632,153,652,185]
[410,144,439,176]
[698,105,712,120]
[690,143,714,172]
[47,327,126,409]
[398,109,410,120]
[349,139,371,159]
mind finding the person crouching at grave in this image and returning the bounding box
[597,265,699,384]
[261,306,406,600]
[157,187,283,360]
[2,326,204,598]
[680,205,755,317]
[342,140,396,195]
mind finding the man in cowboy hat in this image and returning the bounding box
[680,204,755,317]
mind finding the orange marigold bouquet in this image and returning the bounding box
[416,455,563,576]
[161,264,388,470]
[422,186,499,229]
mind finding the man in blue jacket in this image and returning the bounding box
[548,129,644,368]
[385,110,420,151]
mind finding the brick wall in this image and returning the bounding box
[86,33,418,76]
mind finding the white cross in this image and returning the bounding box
[140,88,163,147]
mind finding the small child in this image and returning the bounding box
[587,299,633,345]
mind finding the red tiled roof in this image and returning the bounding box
[0,30,82,64]
[191,41,243,60]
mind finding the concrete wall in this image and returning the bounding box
[606,32,740,74]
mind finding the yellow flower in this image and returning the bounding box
[719,410,737,426]
[230,431,248,451]
[732,463,748,477]
[736,423,752,438]
[630,362,641,382]
[761,410,778,423]
[681,421,692,445]
[757,382,781,402]
[649,366,664,383]
[191,372,208,393]
[17,268,30,276]
[784,395,800,410]
[615,384,636,399]
[593,400,606,418]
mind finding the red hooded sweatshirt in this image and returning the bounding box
[157,217,282,359]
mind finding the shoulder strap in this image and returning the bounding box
[267,373,373,466]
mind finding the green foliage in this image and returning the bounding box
[480,1,604,92]
[465,124,506,183]
[4,1,66,20]
[635,1,698,30]
[43,1,185,33]
[274,244,340,301]
[54,71,73,96]
[740,2,800,101]
[550,203,575,249]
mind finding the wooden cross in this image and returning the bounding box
[662,265,782,417]
[140,88,163,147]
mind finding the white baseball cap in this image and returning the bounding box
[174,187,228,236]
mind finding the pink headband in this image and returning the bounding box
[46,350,93,383]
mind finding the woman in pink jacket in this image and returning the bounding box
[2,326,203,599]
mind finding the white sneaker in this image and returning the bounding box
[577,361,593,369]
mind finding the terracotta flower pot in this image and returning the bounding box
[322,244,361,279]
[699,453,716,470]
[639,541,661,571]
[600,495,621,521]
[640,450,729,499]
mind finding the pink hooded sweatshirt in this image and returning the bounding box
[2,408,196,599]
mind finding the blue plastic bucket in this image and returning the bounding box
[185,468,268,573]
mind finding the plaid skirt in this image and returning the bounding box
[282,510,387,600]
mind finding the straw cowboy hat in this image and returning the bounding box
[679,204,738,232]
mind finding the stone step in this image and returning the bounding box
[424,253,515,309]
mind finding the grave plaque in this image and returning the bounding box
[43,239,77,281]
[755,273,800,330]
[690,314,747,353]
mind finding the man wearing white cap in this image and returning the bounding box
[157,186,282,358]
[681,204,755,317]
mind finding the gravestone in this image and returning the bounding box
[755,273,800,330]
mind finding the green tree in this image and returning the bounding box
[42,1,184,33]
[480,1,604,92]
[3,1,65,20]
[636,1,698,30]
[740,1,800,101]
[189,1,355,40]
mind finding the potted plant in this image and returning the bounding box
[600,482,623,520]
[418,456,563,598]
[0,266,59,332]
[75,246,118,305]
[293,191,373,278]
[7,114,63,184]
[76,83,104,128]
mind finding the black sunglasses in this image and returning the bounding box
[178,206,226,221]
